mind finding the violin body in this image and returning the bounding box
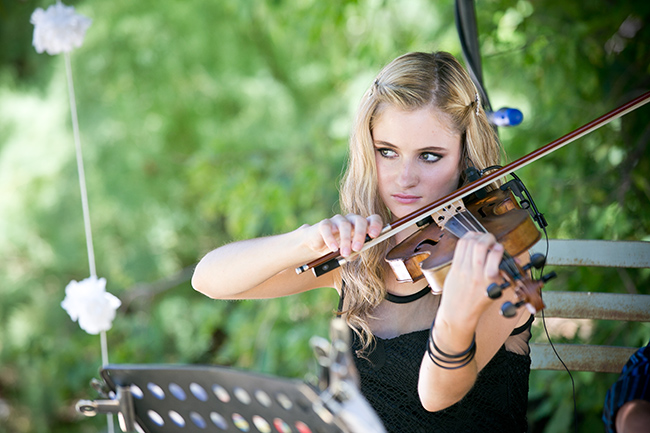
[385,188,541,294]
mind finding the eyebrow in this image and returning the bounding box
[373,140,449,153]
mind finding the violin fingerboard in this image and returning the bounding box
[443,211,485,238]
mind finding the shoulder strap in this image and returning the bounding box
[510,314,534,336]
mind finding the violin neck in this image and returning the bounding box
[439,207,524,280]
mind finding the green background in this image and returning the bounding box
[1,0,649,432]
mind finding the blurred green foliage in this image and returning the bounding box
[0,0,648,432]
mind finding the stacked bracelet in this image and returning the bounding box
[427,320,476,370]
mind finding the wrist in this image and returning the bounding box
[427,318,477,370]
[293,224,331,261]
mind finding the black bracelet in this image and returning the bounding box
[427,320,476,370]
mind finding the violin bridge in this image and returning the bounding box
[430,200,467,228]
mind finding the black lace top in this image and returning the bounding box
[350,322,532,433]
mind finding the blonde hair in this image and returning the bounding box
[339,51,503,351]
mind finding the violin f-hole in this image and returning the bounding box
[415,238,439,252]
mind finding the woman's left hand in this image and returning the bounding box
[438,231,505,328]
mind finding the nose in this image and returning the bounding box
[396,160,419,189]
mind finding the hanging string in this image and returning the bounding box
[63,49,114,433]
[64,51,96,278]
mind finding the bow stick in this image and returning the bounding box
[296,91,650,276]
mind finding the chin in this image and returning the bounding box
[390,208,410,220]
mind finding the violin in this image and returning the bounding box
[295,91,650,316]
[385,181,550,316]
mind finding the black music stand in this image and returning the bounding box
[77,319,386,433]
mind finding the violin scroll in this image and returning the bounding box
[486,252,556,317]
[491,259,556,318]
[498,271,557,317]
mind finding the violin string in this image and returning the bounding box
[441,205,483,234]
[444,206,521,277]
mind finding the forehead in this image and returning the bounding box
[372,105,461,146]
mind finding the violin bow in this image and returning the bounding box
[297,91,650,276]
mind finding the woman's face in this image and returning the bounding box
[372,105,462,220]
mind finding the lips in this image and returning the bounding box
[392,193,421,204]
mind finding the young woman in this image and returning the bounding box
[192,51,534,433]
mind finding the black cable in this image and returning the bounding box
[538,226,578,433]
[480,164,578,432]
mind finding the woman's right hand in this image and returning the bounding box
[307,213,384,258]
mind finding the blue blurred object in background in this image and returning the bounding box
[488,107,523,127]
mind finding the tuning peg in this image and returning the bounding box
[522,253,546,271]
[500,300,526,318]
[486,281,510,299]
[541,271,557,283]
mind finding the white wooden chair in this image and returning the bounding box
[529,240,650,373]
